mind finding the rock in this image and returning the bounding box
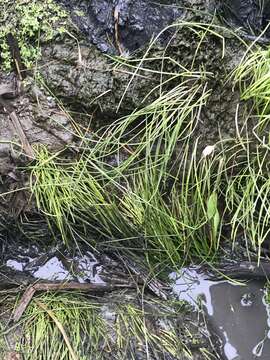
[55,0,184,54]
[40,38,157,117]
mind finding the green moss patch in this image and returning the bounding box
[0,0,67,71]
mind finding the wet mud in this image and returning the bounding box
[1,1,270,359]
[218,0,270,38]
[55,0,183,54]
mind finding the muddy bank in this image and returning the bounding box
[1,1,270,359]
[39,2,247,139]
[0,0,267,195]
[0,0,243,213]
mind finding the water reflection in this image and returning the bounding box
[171,268,270,360]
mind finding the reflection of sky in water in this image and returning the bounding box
[33,256,71,281]
[6,259,24,272]
[75,252,105,284]
[170,268,270,360]
[6,251,105,284]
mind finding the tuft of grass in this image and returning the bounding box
[224,144,270,259]
[30,51,218,263]
[4,291,206,360]
[114,300,193,359]
[231,37,270,260]
[30,21,270,267]
[16,293,109,360]
[233,43,270,142]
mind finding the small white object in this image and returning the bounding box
[202,145,215,157]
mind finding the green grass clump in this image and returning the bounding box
[17,293,109,360]
[114,301,193,359]
[234,45,270,110]
[30,64,223,264]
[225,144,270,258]
[9,292,202,360]
[30,21,270,266]
[230,39,270,258]
[30,146,139,244]
[118,141,224,265]
[0,0,67,71]
[28,23,234,266]
[234,44,270,141]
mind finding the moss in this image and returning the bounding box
[0,0,67,71]
[264,284,270,305]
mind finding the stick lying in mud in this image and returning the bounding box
[114,5,125,56]
[6,33,27,81]
[0,89,35,159]
[13,282,136,322]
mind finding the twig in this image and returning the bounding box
[6,33,26,80]
[9,111,35,159]
[206,261,270,281]
[13,282,135,322]
[0,97,35,159]
[13,286,36,322]
[114,5,125,56]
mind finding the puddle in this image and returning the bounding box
[5,246,105,284]
[32,256,71,281]
[170,268,270,359]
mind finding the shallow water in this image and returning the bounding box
[170,268,270,360]
[6,247,104,284]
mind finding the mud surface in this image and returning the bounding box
[55,0,183,54]
[0,73,73,175]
